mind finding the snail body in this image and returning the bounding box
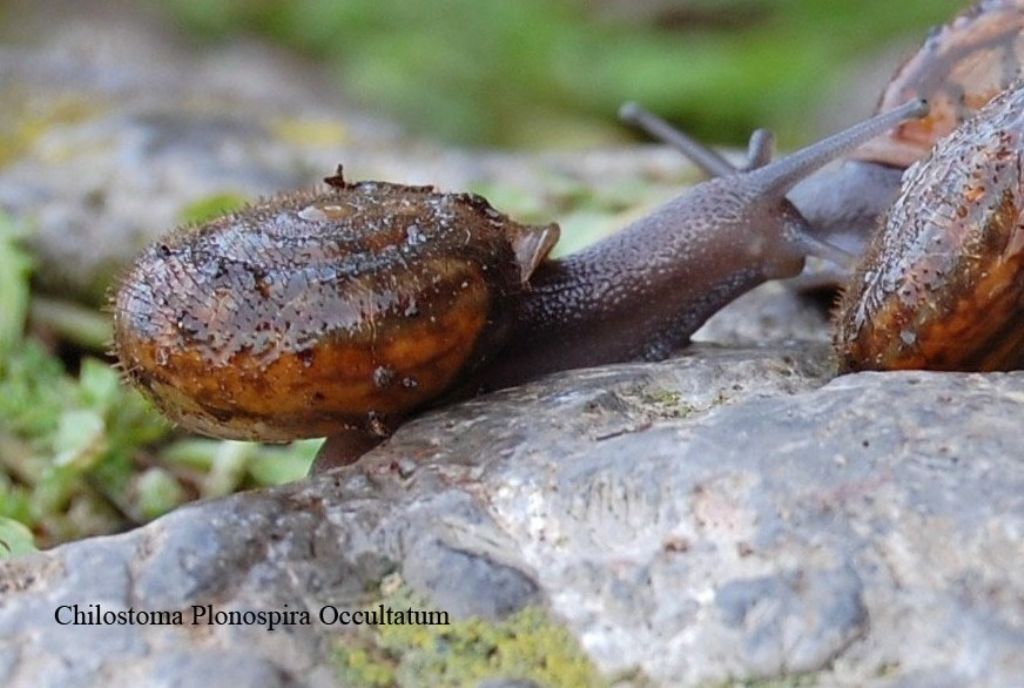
[113,103,926,462]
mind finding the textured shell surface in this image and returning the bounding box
[855,0,1024,167]
[837,83,1024,371]
[113,176,550,441]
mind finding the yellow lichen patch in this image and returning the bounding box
[270,116,348,147]
[0,93,106,168]
[331,579,605,688]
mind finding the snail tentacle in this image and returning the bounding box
[788,229,856,269]
[750,99,929,196]
[619,101,738,177]
[742,129,775,172]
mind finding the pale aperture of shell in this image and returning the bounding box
[841,83,1024,355]
[115,180,524,369]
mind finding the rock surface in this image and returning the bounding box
[3,344,1024,687]
[3,4,1024,688]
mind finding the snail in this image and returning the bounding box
[835,81,1024,372]
[113,0,1024,467]
[112,102,926,467]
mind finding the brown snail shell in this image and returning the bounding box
[854,0,1024,168]
[112,170,559,441]
[836,82,1024,372]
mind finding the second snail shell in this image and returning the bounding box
[836,82,1024,372]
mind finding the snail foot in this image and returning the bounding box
[310,427,385,474]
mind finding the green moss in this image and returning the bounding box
[179,192,250,225]
[0,336,319,548]
[245,439,323,485]
[636,388,698,420]
[710,673,821,688]
[135,467,189,521]
[332,579,604,688]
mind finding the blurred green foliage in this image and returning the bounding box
[179,191,250,225]
[0,516,36,557]
[161,0,961,147]
[0,213,31,358]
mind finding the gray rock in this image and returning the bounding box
[693,279,832,346]
[714,564,867,674]
[403,534,541,620]
[4,343,1024,686]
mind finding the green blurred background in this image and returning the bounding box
[164,0,961,148]
[0,0,967,553]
